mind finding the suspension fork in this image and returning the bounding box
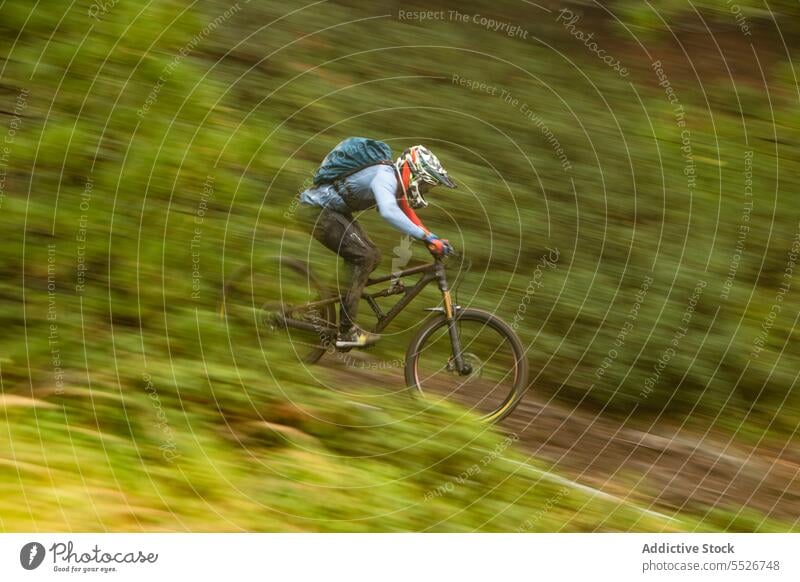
[437,264,471,375]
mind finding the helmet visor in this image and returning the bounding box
[426,167,456,189]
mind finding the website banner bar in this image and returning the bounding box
[0,533,797,581]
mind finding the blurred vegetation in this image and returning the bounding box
[0,0,798,530]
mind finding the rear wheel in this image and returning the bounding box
[405,308,529,423]
[218,256,336,364]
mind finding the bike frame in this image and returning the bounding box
[280,257,468,370]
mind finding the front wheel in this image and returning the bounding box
[405,308,529,423]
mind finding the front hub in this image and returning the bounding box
[448,353,481,378]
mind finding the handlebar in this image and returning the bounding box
[433,248,460,262]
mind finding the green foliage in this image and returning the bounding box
[1,0,798,531]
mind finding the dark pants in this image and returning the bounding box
[298,206,381,333]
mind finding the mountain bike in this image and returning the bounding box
[218,253,529,423]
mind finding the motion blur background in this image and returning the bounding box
[1,0,798,531]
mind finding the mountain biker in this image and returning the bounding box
[298,143,456,349]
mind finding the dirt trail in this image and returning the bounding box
[322,355,800,526]
[503,397,800,525]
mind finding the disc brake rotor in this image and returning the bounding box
[448,352,484,381]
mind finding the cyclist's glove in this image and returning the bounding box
[425,234,454,257]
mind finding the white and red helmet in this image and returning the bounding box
[396,145,456,208]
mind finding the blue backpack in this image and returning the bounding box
[312,137,394,186]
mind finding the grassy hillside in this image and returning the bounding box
[0,362,692,532]
[0,0,798,530]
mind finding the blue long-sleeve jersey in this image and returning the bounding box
[299,165,428,240]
